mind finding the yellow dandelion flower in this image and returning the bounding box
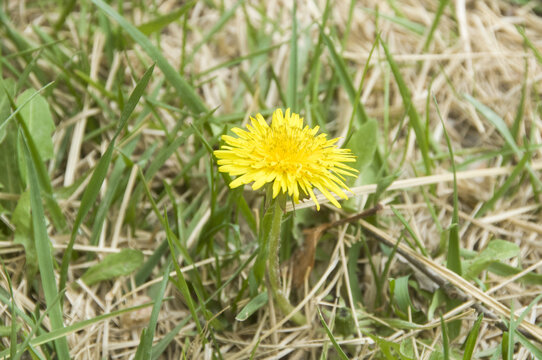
[214,108,358,210]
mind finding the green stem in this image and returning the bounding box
[267,199,306,325]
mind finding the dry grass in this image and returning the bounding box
[1,0,542,359]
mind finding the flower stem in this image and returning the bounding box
[267,199,306,325]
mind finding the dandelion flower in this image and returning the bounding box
[214,109,358,210]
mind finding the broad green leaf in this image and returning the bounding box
[236,291,268,321]
[487,262,542,285]
[81,249,144,286]
[345,118,378,184]
[16,89,55,160]
[390,275,415,314]
[463,240,519,280]
[11,191,37,283]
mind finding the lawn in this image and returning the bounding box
[1,0,542,359]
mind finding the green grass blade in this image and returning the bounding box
[440,316,450,360]
[22,137,70,359]
[390,206,428,256]
[59,64,155,293]
[435,96,461,275]
[475,151,530,218]
[320,28,369,124]
[135,262,171,360]
[165,221,203,334]
[516,26,542,64]
[1,81,66,230]
[189,0,243,66]
[318,308,349,360]
[0,302,155,357]
[465,93,542,190]
[464,94,519,154]
[137,1,195,36]
[422,0,450,52]
[91,0,207,114]
[462,313,483,360]
[381,36,432,174]
[287,3,298,110]
[13,289,66,360]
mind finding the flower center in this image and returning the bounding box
[262,125,317,175]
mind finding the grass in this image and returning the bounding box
[1,0,542,358]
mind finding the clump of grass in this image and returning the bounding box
[1,0,542,358]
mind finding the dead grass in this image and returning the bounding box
[1,0,542,359]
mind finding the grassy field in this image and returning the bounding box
[1,0,542,358]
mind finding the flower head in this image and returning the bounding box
[214,109,358,210]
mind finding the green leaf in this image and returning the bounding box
[236,291,268,321]
[318,308,350,360]
[22,136,70,359]
[0,79,21,209]
[462,313,483,360]
[287,3,298,111]
[134,262,171,360]
[0,78,16,144]
[11,191,37,283]
[465,94,542,190]
[487,262,542,285]
[15,89,55,160]
[320,28,368,124]
[59,64,155,293]
[137,1,195,36]
[345,118,378,182]
[390,275,415,314]
[382,36,432,173]
[463,240,519,280]
[92,0,207,114]
[253,205,274,284]
[81,249,144,286]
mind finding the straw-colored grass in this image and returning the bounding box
[1,0,542,359]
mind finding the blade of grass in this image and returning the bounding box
[464,94,542,191]
[462,313,483,360]
[91,0,207,114]
[318,308,349,360]
[137,1,195,36]
[474,151,530,218]
[516,26,542,64]
[22,136,70,359]
[381,36,432,174]
[151,250,257,359]
[13,289,66,360]
[134,261,171,359]
[434,95,461,275]
[287,3,298,110]
[59,64,155,293]
[0,302,155,357]
[188,0,243,66]
[441,316,450,360]
[320,28,369,124]
[422,0,450,52]
[1,81,66,230]
[390,206,428,256]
